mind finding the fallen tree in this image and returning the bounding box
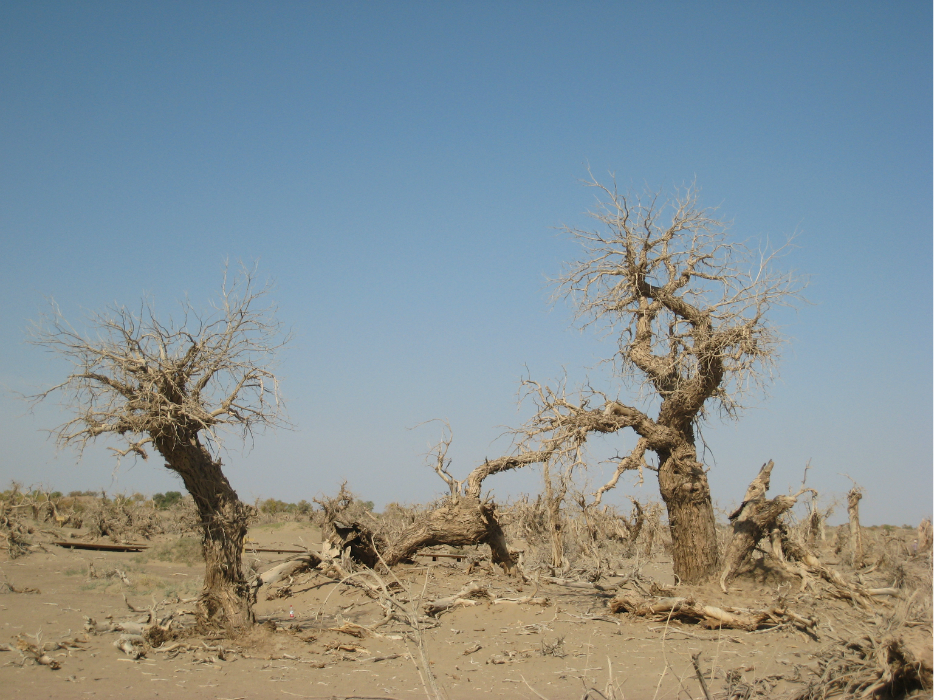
[382,429,529,573]
[716,462,899,610]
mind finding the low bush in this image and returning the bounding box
[153,491,183,510]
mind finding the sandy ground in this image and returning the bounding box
[0,522,929,700]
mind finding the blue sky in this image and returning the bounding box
[1,2,930,525]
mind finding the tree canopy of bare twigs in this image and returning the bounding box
[28,265,289,629]
[556,176,802,419]
[30,266,288,458]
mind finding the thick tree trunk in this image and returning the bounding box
[154,435,253,631]
[656,441,719,584]
[384,498,515,574]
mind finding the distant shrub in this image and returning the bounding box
[153,491,183,509]
[260,498,293,515]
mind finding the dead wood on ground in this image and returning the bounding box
[608,593,817,635]
[790,633,933,700]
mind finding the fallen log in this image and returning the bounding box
[423,581,489,617]
[113,634,146,659]
[492,580,550,607]
[544,576,606,591]
[385,497,517,575]
[14,636,61,670]
[53,541,149,552]
[254,553,322,591]
[608,594,817,634]
[778,532,876,609]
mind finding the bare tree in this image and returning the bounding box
[29,267,289,630]
[538,175,804,582]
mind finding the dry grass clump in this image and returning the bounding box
[139,536,204,567]
[497,493,666,577]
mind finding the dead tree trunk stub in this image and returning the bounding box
[719,460,814,592]
[847,485,864,568]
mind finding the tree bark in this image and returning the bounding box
[656,441,719,584]
[384,497,515,574]
[155,435,253,631]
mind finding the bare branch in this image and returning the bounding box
[592,437,649,506]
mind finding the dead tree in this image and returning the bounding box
[389,179,802,584]
[29,267,289,630]
[543,177,804,583]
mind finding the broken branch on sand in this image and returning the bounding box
[608,593,818,635]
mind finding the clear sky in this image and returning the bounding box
[1,2,930,525]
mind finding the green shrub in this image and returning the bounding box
[153,491,183,509]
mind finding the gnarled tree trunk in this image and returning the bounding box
[656,441,719,584]
[384,497,514,574]
[155,435,252,631]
